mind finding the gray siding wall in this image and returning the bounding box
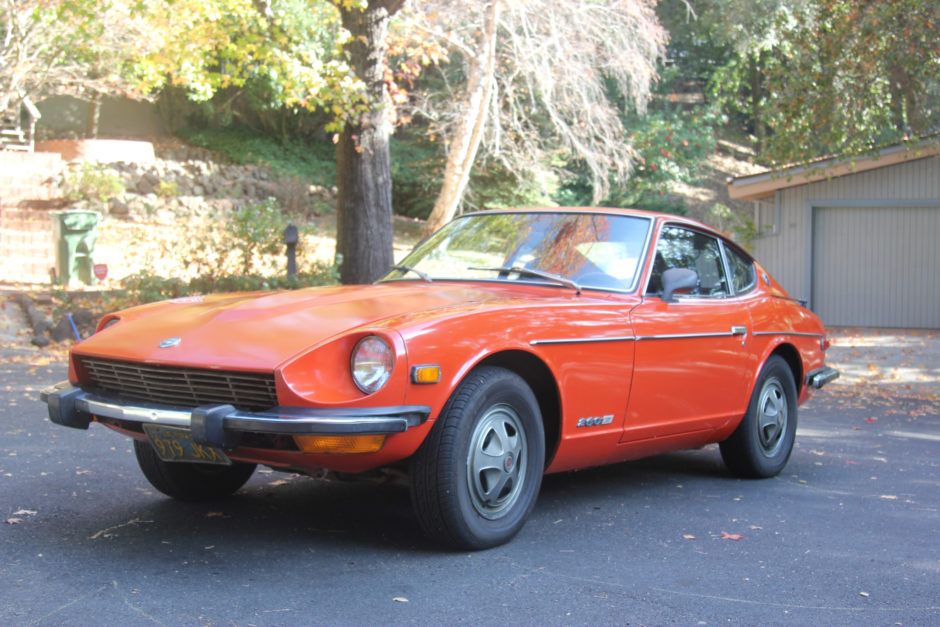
[751,156,940,307]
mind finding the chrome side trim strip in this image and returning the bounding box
[530,336,636,346]
[634,331,739,341]
[531,330,755,345]
[753,331,825,339]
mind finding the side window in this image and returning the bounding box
[646,226,729,298]
[725,244,757,295]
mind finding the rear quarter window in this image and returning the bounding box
[726,245,756,295]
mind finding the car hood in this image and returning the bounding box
[71,282,580,371]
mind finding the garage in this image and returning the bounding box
[812,205,940,328]
[728,142,940,329]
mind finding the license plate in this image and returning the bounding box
[143,425,231,466]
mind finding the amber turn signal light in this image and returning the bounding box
[293,435,387,454]
[411,365,441,384]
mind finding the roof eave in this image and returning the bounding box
[727,141,940,202]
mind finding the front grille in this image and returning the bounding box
[78,357,278,411]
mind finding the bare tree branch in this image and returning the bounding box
[404,0,667,232]
[1,0,152,116]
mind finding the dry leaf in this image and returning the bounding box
[721,532,744,541]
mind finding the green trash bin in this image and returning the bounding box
[51,210,101,285]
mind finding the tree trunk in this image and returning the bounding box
[335,0,404,284]
[423,0,499,236]
[750,56,764,154]
[890,64,925,135]
[85,95,101,139]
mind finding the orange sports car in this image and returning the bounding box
[42,208,838,549]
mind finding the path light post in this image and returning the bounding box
[284,223,298,278]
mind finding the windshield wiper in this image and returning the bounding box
[391,264,433,283]
[469,265,581,294]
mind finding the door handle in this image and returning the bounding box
[731,326,748,346]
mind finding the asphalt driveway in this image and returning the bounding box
[824,326,939,399]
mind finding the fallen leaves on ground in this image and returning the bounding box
[5,508,38,524]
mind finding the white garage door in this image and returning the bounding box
[812,206,940,328]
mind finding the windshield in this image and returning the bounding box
[383,211,652,291]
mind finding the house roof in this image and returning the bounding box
[727,140,940,201]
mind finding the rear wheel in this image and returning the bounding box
[134,440,256,501]
[410,366,545,550]
[720,355,798,478]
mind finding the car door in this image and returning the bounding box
[621,224,754,443]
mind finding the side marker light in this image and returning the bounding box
[411,365,441,384]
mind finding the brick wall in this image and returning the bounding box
[0,150,63,283]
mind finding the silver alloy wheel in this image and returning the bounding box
[757,377,788,456]
[466,403,528,520]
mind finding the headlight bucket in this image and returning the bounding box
[96,316,121,334]
[351,335,394,394]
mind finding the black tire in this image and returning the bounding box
[134,440,256,501]
[720,355,798,478]
[410,366,545,550]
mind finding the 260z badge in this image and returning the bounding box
[576,414,614,428]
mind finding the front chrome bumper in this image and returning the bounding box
[41,381,431,449]
[806,366,840,389]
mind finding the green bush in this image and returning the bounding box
[120,271,189,303]
[619,107,724,209]
[155,179,179,199]
[63,163,125,203]
[121,266,339,305]
[391,135,443,220]
[181,126,336,187]
[120,196,339,304]
[155,198,295,280]
[553,106,724,215]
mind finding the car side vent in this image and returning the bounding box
[78,357,278,411]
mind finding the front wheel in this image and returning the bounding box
[410,366,545,550]
[720,355,798,478]
[134,440,256,501]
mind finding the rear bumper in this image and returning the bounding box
[806,366,840,389]
[40,381,430,449]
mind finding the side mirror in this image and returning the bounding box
[662,268,698,303]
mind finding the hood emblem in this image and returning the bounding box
[159,337,181,348]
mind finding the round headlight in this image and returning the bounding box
[351,335,394,394]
